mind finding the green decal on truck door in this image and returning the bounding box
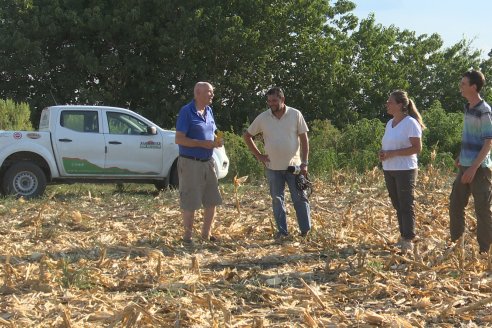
[62,158,158,175]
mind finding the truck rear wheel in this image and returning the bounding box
[2,162,47,198]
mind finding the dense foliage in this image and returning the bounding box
[1,0,490,131]
[225,100,463,180]
[0,0,490,178]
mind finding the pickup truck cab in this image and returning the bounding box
[0,105,229,198]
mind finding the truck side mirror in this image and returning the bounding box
[147,126,157,135]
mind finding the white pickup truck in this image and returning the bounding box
[0,105,229,198]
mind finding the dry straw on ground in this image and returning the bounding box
[1,165,492,327]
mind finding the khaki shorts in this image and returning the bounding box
[178,156,222,210]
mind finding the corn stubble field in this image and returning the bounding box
[1,165,492,327]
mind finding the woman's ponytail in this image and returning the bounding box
[391,90,426,129]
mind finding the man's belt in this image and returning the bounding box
[180,155,211,162]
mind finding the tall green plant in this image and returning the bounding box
[420,100,463,167]
[223,131,264,181]
[338,118,385,172]
[309,119,342,177]
[0,99,33,130]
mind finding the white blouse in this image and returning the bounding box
[381,116,422,170]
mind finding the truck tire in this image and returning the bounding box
[154,160,179,191]
[154,180,168,191]
[2,162,47,198]
[169,161,179,189]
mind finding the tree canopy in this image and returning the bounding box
[0,0,490,130]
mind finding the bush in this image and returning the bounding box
[223,103,465,180]
[337,118,385,172]
[0,99,33,130]
[309,119,342,177]
[223,131,265,181]
[421,100,462,165]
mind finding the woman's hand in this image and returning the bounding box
[378,150,394,161]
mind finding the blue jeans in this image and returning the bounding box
[266,169,311,235]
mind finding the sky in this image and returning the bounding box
[350,0,491,57]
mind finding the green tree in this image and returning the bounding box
[418,40,484,113]
[0,0,358,131]
[0,0,490,137]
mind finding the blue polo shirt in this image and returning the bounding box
[176,100,217,159]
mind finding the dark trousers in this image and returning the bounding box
[449,166,492,253]
[384,169,418,240]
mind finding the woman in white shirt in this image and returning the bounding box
[379,90,426,253]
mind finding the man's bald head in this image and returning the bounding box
[194,82,213,97]
[194,82,214,109]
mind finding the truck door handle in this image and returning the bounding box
[108,141,122,145]
[58,138,72,142]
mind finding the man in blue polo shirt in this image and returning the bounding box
[450,70,492,254]
[175,82,223,244]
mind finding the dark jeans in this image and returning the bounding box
[449,166,492,253]
[266,169,311,235]
[383,169,418,240]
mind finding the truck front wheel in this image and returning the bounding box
[169,161,179,189]
[154,160,179,191]
[2,162,47,198]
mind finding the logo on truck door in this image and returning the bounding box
[140,141,162,149]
